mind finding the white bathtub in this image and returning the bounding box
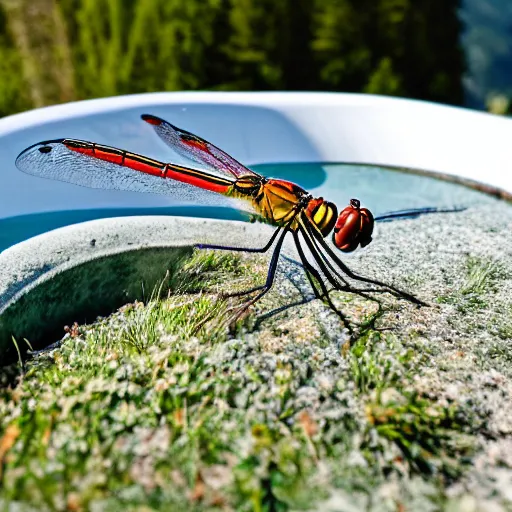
[0,91,511,222]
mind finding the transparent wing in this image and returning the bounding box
[15,139,257,214]
[141,114,258,179]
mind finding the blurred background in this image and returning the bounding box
[0,0,510,118]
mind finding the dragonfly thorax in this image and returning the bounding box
[305,197,338,237]
[233,175,265,196]
[252,178,310,225]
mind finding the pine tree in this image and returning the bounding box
[312,0,464,104]
[0,0,466,116]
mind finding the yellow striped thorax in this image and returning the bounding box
[305,197,338,237]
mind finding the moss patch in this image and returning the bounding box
[0,246,498,511]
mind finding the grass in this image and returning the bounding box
[0,249,504,511]
[437,255,506,314]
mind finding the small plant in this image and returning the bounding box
[364,390,476,479]
[437,255,506,314]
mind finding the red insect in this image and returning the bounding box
[16,114,457,331]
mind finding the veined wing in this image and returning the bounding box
[15,138,257,213]
[141,114,258,179]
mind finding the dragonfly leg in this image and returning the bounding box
[224,223,290,303]
[297,215,353,287]
[201,217,298,302]
[295,228,394,336]
[195,225,281,253]
[193,228,288,332]
[292,231,327,301]
[298,217,392,301]
[191,227,283,300]
[298,221,363,298]
[292,231,354,335]
[303,218,427,306]
[251,235,334,328]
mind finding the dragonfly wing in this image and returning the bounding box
[141,114,259,179]
[15,139,257,214]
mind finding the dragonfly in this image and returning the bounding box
[15,114,461,332]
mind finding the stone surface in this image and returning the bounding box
[1,200,512,508]
[0,216,282,361]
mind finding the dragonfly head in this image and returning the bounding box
[332,198,374,252]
